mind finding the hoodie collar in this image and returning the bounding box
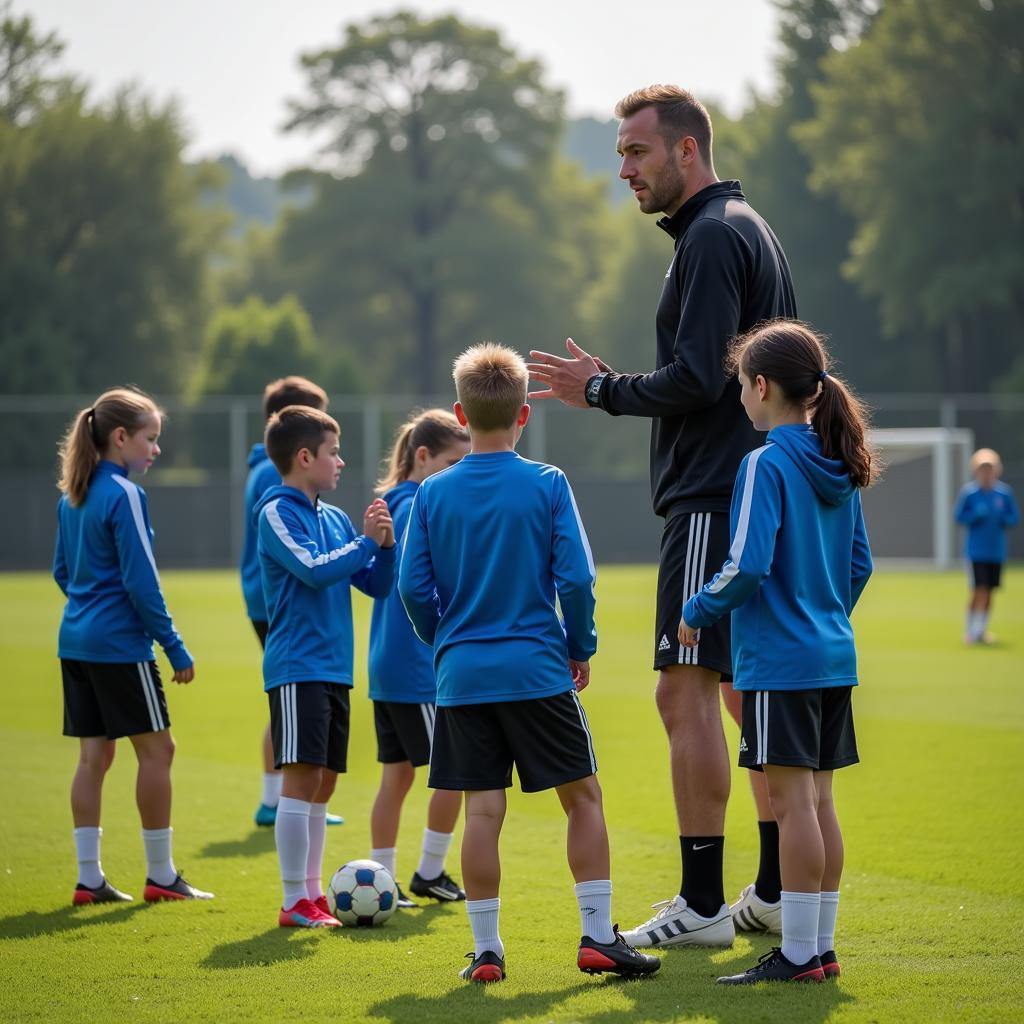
[96,459,128,478]
[767,424,856,507]
[657,180,744,241]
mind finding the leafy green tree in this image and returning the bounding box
[0,2,73,123]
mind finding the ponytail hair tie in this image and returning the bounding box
[87,407,95,418]
[819,371,829,383]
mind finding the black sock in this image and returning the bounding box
[679,836,725,917]
[754,820,781,903]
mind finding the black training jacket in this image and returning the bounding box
[597,180,797,518]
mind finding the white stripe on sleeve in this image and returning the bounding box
[112,476,159,581]
[565,482,597,582]
[265,500,362,570]
[705,447,769,597]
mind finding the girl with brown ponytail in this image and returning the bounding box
[54,387,212,905]
[678,321,874,985]
[367,409,471,903]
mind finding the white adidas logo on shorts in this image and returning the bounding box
[658,635,672,652]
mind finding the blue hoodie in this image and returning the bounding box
[368,480,435,704]
[954,481,1018,563]
[53,460,192,670]
[399,452,597,707]
[240,443,281,622]
[684,424,872,691]
[255,484,396,690]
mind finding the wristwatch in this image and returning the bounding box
[585,372,609,408]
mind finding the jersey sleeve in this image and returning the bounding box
[601,220,746,418]
[1002,487,1020,528]
[397,490,441,646]
[53,503,69,596]
[259,499,380,591]
[684,448,781,628]
[110,485,192,671]
[551,472,598,661]
[954,488,981,525]
[850,493,873,610]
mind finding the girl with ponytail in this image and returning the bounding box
[679,321,874,986]
[367,409,470,903]
[54,387,212,905]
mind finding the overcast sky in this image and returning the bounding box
[26,0,781,175]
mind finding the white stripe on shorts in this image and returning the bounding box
[136,662,161,732]
[679,513,711,665]
[754,691,769,764]
[143,661,166,731]
[571,691,597,774]
[420,703,435,757]
[280,684,298,765]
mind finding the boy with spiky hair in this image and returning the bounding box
[399,343,659,983]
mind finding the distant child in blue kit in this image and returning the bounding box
[256,406,395,928]
[399,344,660,982]
[954,448,1019,645]
[368,409,471,907]
[680,322,874,985]
[54,387,212,905]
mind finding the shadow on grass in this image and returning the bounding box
[199,829,276,859]
[0,901,148,940]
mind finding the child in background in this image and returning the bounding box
[368,410,471,907]
[679,321,873,984]
[256,406,395,928]
[954,448,1019,645]
[54,387,213,904]
[242,377,344,828]
[399,343,660,982]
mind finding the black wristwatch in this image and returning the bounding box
[585,372,609,408]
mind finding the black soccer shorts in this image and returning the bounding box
[971,562,1003,589]
[61,659,170,739]
[374,700,435,767]
[268,682,350,773]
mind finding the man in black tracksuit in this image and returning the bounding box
[527,86,796,948]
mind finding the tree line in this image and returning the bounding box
[2,0,1022,410]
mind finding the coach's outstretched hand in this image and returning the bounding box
[569,659,590,691]
[527,338,611,408]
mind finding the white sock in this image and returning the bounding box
[306,802,327,900]
[74,826,104,889]
[276,797,311,908]
[370,847,397,880]
[980,609,991,637]
[142,827,177,887]
[575,879,615,944]
[781,890,821,966]
[416,829,453,880]
[261,772,282,808]
[818,890,840,956]
[466,897,503,958]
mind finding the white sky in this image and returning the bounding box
[26,0,780,175]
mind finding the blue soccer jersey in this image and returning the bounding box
[398,452,597,707]
[954,482,1019,564]
[240,443,280,622]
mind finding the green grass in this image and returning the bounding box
[1,567,1022,1023]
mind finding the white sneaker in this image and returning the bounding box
[619,895,735,948]
[729,882,782,934]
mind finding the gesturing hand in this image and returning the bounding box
[526,338,608,409]
[363,499,394,548]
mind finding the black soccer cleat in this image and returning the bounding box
[409,870,466,902]
[395,885,418,910]
[717,947,825,985]
[143,874,215,902]
[72,879,134,905]
[820,949,840,979]
[578,927,661,977]
[459,949,506,983]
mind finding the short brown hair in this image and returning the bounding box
[453,343,528,432]
[265,406,340,475]
[262,376,328,420]
[615,85,713,163]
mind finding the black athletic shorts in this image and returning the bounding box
[374,700,435,767]
[738,686,858,772]
[655,510,733,679]
[428,690,597,793]
[268,682,350,773]
[971,562,1003,589]
[251,619,269,649]
[61,658,170,739]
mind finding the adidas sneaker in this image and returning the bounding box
[729,882,782,934]
[619,895,734,948]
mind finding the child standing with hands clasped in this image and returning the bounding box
[55,387,212,905]
[679,322,873,984]
[368,409,470,907]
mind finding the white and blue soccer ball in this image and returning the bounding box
[326,859,398,926]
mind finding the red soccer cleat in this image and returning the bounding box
[143,875,214,902]
[279,898,341,928]
[72,879,133,905]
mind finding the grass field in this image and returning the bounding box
[1,567,1022,1023]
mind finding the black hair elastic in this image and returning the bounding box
[819,371,829,383]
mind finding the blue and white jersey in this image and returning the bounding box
[684,424,872,692]
[53,460,192,670]
[954,481,1018,564]
[240,442,280,622]
[368,480,435,704]
[256,485,396,691]
[398,452,597,708]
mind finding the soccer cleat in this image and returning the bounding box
[730,882,782,934]
[578,927,661,977]
[459,950,506,983]
[820,949,841,979]
[620,896,735,948]
[409,870,466,902]
[314,895,332,917]
[143,874,215,902]
[717,947,825,985]
[395,886,418,910]
[72,879,133,905]
[325,811,345,826]
[279,897,341,928]
[254,803,277,827]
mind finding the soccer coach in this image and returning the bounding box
[527,84,796,947]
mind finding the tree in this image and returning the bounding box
[0,2,74,124]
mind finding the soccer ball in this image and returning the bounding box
[326,859,398,926]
